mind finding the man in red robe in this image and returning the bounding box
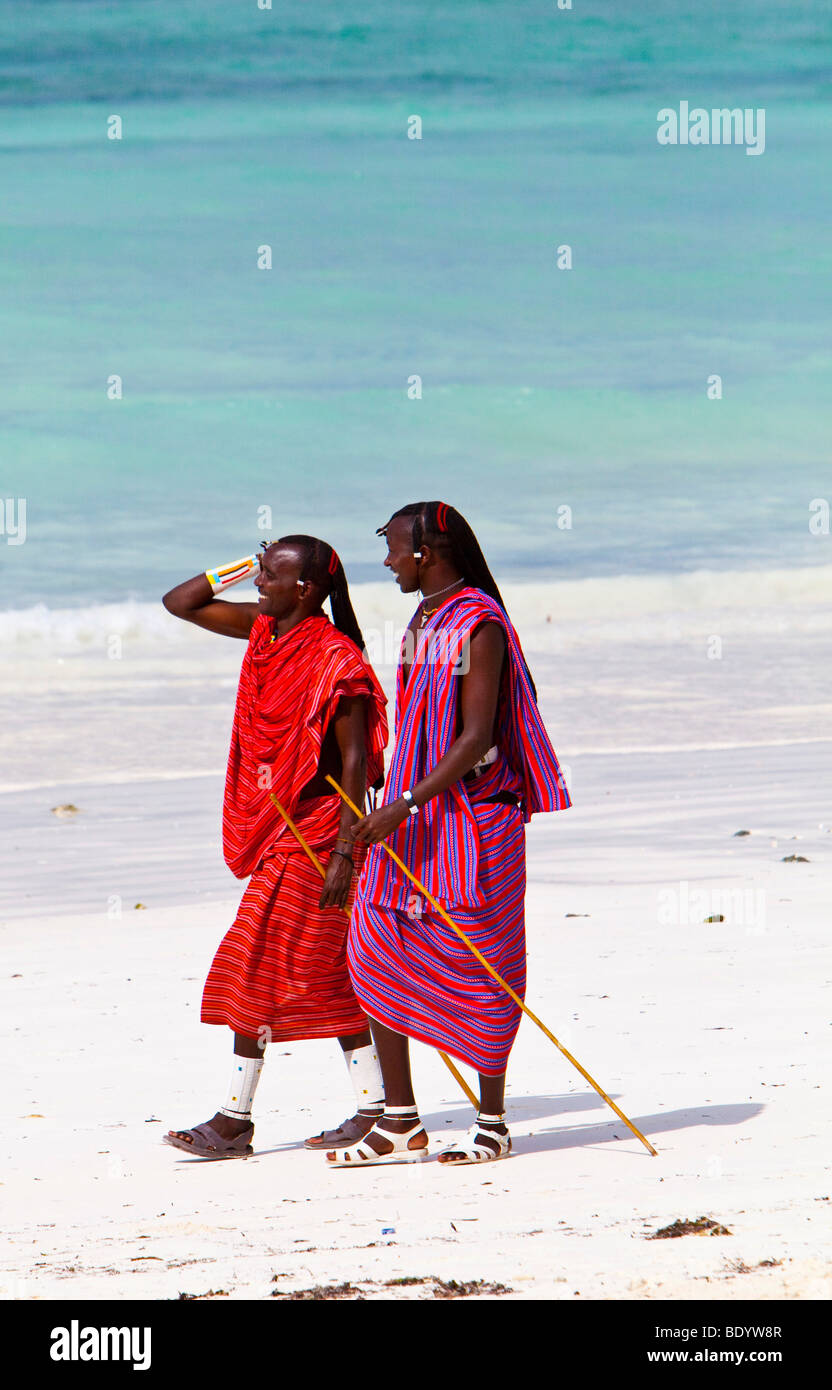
[162,536,388,1158]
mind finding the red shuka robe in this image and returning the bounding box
[201,612,388,1041]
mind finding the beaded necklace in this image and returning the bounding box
[418,579,465,628]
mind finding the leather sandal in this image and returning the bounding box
[304,1111,381,1150]
[163,1120,254,1159]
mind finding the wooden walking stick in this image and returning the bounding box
[325,775,658,1157]
[268,793,480,1111]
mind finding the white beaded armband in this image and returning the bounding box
[205,553,259,595]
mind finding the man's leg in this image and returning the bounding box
[479,1071,506,1117]
[169,1024,389,1150]
[166,1031,264,1146]
[326,1017,428,1159]
[337,1028,384,1116]
[437,1069,510,1163]
[304,1027,385,1149]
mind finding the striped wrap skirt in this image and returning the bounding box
[201,795,368,1042]
[348,784,526,1075]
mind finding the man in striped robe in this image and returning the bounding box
[161,536,388,1158]
[326,502,570,1166]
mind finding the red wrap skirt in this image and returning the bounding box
[201,794,368,1042]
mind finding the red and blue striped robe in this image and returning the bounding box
[349,587,570,1074]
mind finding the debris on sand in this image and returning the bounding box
[704,914,725,923]
[733,829,751,837]
[431,1278,513,1299]
[270,1274,514,1300]
[176,1289,229,1300]
[51,804,80,817]
[724,1257,781,1275]
[272,1281,362,1301]
[781,854,809,863]
[647,1216,732,1240]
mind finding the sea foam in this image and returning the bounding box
[2,565,830,653]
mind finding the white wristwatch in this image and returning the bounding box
[401,789,419,815]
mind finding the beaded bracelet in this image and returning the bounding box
[205,553,259,594]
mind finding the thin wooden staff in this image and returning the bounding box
[324,774,658,1158]
[268,793,480,1111]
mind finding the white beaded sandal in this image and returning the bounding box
[325,1116,430,1166]
[437,1120,512,1165]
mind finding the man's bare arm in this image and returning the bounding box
[162,571,260,640]
[351,622,505,843]
[406,622,504,804]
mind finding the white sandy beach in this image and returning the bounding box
[1,572,830,1300]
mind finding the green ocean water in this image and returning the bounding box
[1,1,830,602]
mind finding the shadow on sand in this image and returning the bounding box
[173,1095,764,1161]
[505,1095,765,1156]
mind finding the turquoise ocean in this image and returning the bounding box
[1,0,830,609]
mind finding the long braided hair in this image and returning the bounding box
[376,501,537,698]
[266,534,365,652]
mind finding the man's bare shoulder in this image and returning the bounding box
[468,618,506,651]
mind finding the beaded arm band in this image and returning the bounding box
[205,553,259,595]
